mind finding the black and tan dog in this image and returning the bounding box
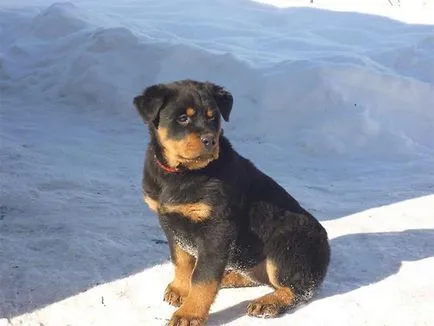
[134,80,330,326]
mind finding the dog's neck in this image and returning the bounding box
[148,129,182,173]
[154,154,182,173]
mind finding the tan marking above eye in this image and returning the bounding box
[206,109,215,118]
[186,107,196,117]
[160,202,212,222]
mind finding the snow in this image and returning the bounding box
[1,0,433,325]
[4,194,434,326]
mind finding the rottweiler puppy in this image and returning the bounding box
[134,80,330,326]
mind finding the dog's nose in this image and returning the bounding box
[200,134,216,151]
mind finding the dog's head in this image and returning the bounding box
[133,80,233,170]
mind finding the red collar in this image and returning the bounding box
[154,155,181,173]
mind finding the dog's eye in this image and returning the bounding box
[177,114,190,125]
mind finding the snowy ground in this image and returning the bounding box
[1,0,434,325]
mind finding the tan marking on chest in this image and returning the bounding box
[144,195,159,213]
[160,202,212,222]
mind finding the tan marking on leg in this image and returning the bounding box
[144,195,159,213]
[169,280,219,326]
[221,270,259,288]
[161,202,212,222]
[247,288,295,318]
[266,258,280,288]
[247,259,296,318]
[164,244,196,307]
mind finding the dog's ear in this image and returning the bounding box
[133,84,172,125]
[204,82,233,122]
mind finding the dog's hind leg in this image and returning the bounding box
[221,270,260,288]
[247,230,330,318]
[246,259,297,318]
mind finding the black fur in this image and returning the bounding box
[134,79,330,316]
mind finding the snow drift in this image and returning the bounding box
[1,1,434,325]
[1,1,434,158]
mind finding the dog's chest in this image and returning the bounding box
[158,212,201,257]
[154,182,210,250]
[144,173,225,256]
[174,233,198,257]
[145,174,217,222]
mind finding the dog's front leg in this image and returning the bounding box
[168,235,230,326]
[164,241,196,307]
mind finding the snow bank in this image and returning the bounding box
[253,0,434,25]
[1,1,434,158]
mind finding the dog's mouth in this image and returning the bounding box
[178,151,218,162]
[176,149,219,170]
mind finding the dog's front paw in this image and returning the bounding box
[164,284,185,307]
[167,309,206,326]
